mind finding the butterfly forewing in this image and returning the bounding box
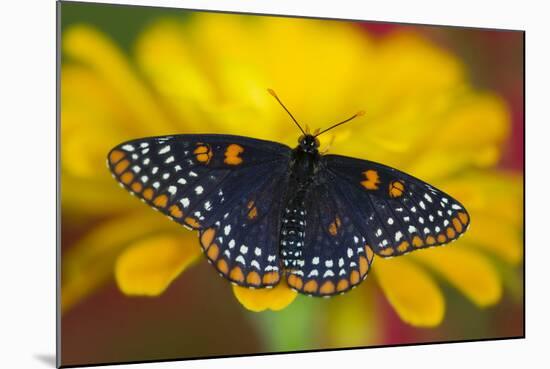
[108,134,292,287]
[323,154,470,257]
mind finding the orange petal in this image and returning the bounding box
[374,257,444,327]
[232,279,297,312]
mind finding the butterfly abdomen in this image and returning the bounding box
[280,187,308,270]
[280,149,319,271]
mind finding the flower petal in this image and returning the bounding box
[115,234,202,296]
[463,216,523,264]
[412,247,502,307]
[374,257,444,327]
[232,280,297,312]
[61,212,194,312]
[63,25,173,133]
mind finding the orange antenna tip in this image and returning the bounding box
[267,88,277,97]
[357,110,366,117]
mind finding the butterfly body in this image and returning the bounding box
[108,132,470,297]
[280,135,321,270]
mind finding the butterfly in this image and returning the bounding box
[107,89,470,297]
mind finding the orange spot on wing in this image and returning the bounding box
[446,227,456,239]
[247,201,258,220]
[361,170,380,190]
[185,217,201,228]
[217,259,228,274]
[153,194,168,208]
[207,243,219,261]
[193,144,213,163]
[169,204,183,218]
[452,218,463,232]
[458,212,469,225]
[437,234,447,243]
[224,144,244,165]
[359,256,369,276]
[109,150,125,165]
[262,271,280,285]
[114,159,130,174]
[319,281,335,295]
[412,236,423,247]
[328,216,341,236]
[426,236,436,245]
[379,247,394,256]
[303,280,318,294]
[389,180,405,198]
[120,171,134,184]
[350,270,360,284]
[337,279,349,292]
[142,188,154,200]
[130,182,143,193]
[287,274,303,289]
[230,266,245,283]
[397,241,410,252]
[200,228,216,248]
[365,245,374,261]
[246,271,261,286]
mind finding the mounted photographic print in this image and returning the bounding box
[58,1,524,367]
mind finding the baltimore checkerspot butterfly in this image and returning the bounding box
[107,90,470,297]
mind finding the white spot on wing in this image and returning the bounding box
[395,231,403,241]
[158,145,171,154]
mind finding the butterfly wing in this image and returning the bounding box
[285,178,375,297]
[322,154,470,257]
[108,134,292,287]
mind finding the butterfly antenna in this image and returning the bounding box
[267,89,306,135]
[314,110,365,137]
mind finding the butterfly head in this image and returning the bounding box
[298,134,320,153]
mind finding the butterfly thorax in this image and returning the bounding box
[280,136,321,270]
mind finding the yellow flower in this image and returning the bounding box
[61,13,522,327]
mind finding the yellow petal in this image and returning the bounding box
[464,216,523,264]
[115,234,202,296]
[413,247,502,307]
[63,25,173,133]
[62,174,142,216]
[374,257,444,327]
[61,211,194,312]
[232,279,297,312]
[135,20,216,132]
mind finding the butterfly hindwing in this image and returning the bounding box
[323,154,470,257]
[108,134,292,287]
[199,173,289,287]
[285,178,375,296]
